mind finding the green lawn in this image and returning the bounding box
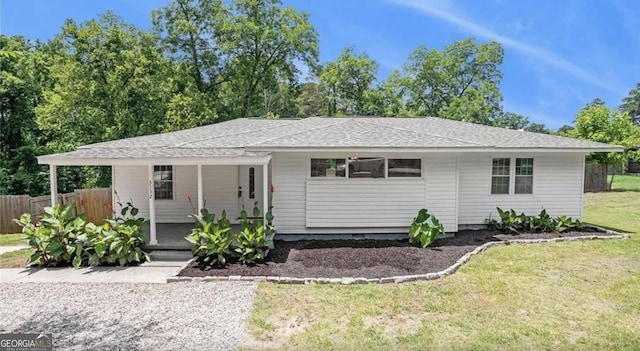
[0,234,27,246]
[609,174,640,191]
[243,191,640,351]
[0,248,32,268]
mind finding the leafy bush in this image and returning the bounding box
[234,207,275,265]
[13,202,150,268]
[185,207,276,266]
[487,208,522,234]
[486,207,583,234]
[185,209,233,266]
[13,204,86,267]
[409,208,445,248]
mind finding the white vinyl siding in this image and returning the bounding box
[272,152,458,234]
[203,165,239,220]
[305,179,425,227]
[113,166,149,220]
[458,153,584,225]
[113,165,238,224]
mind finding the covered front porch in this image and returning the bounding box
[144,223,243,249]
[39,149,273,248]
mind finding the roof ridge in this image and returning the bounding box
[247,117,349,147]
[176,119,300,147]
[358,118,483,146]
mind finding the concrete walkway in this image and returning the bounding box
[0,259,188,284]
[0,246,29,255]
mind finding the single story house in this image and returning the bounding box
[38,117,622,246]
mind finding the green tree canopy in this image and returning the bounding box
[620,82,640,125]
[0,35,49,195]
[399,38,504,124]
[36,12,173,150]
[570,103,640,167]
[319,47,378,115]
[153,0,319,119]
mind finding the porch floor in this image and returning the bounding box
[144,223,242,250]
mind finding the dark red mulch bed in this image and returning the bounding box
[178,228,614,279]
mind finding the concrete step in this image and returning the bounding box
[148,250,193,262]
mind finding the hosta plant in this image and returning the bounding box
[409,208,444,248]
[185,209,233,266]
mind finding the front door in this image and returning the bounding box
[238,165,263,217]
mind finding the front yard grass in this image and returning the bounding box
[0,233,27,246]
[0,248,32,268]
[243,190,640,351]
[609,173,640,191]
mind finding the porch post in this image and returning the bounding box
[148,165,158,245]
[197,164,204,213]
[263,163,268,224]
[49,164,58,207]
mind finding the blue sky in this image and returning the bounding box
[2,0,638,129]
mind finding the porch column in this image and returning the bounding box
[49,164,58,207]
[263,163,268,224]
[148,165,158,245]
[197,164,204,213]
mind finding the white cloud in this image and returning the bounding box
[386,0,625,95]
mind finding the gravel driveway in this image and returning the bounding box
[0,282,257,350]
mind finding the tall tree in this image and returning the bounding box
[620,82,640,125]
[570,103,640,185]
[153,0,319,119]
[400,38,504,124]
[0,35,49,195]
[491,112,529,130]
[36,13,172,148]
[524,123,550,134]
[319,47,378,115]
[297,81,326,117]
[362,71,407,117]
[34,13,173,189]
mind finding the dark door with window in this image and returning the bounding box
[238,165,263,216]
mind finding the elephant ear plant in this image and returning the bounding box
[234,207,275,265]
[409,208,444,248]
[13,202,150,268]
[13,203,86,267]
[185,209,233,266]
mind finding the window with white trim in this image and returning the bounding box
[491,158,510,194]
[388,159,422,177]
[491,158,533,195]
[154,165,173,200]
[348,157,385,178]
[311,158,346,177]
[515,158,534,194]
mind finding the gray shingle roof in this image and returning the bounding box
[40,116,622,163]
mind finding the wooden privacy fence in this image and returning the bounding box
[0,188,112,234]
[584,164,608,192]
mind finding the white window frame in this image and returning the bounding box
[307,156,424,180]
[154,165,176,201]
[490,157,534,195]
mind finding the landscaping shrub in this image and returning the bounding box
[185,209,234,266]
[409,208,445,248]
[13,202,150,268]
[486,207,583,234]
[185,207,276,266]
[234,207,275,265]
[13,203,86,267]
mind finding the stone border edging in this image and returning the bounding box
[167,228,630,284]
